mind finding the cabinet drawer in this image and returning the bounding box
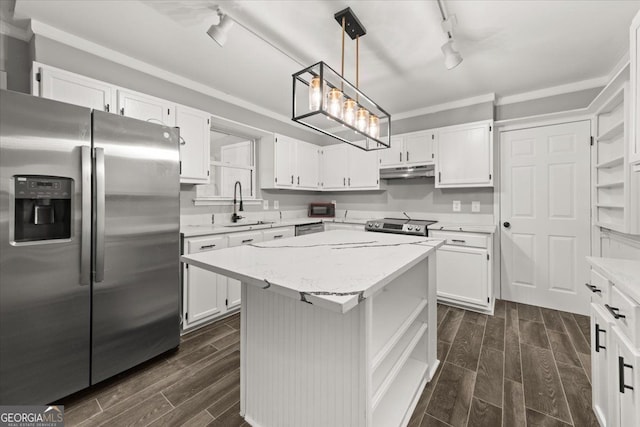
[429,230,488,248]
[263,227,294,241]
[186,236,228,254]
[588,269,611,306]
[609,286,640,347]
[228,231,264,247]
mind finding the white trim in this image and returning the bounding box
[495,111,592,131]
[606,52,631,83]
[600,228,640,249]
[495,77,608,106]
[28,19,302,129]
[0,18,32,42]
[393,93,496,120]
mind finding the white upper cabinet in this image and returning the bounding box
[34,62,114,112]
[631,10,640,170]
[296,140,320,189]
[320,144,379,190]
[176,105,211,184]
[117,88,175,125]
[347,145,379,189]
[378,131,435,167]
[274,134,296,188]
[262,134,320,190]
[320,144,349,189]
[435,121,493,188]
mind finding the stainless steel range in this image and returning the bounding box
[365,218,438,236]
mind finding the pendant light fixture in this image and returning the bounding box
[292,7,391,151]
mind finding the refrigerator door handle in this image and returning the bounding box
[80,146,92,285]
[94,147,106,283]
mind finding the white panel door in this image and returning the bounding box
[591,303,615,427]
[227,231,264,310]
[436,245,489,307]
[378,135,404,167]
[296,141,319,189]
[405,131,435,165]
[39,65,114,112]
[274,135,296,188]
[321,145,348,189]
[176,105,210,184]
[117,89,174,125]
[500,121,591,314]
[348,145,379,189]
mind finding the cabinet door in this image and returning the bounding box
[405,131,435,165]
[591,303,615,427]
[184,236,229,327]
[226,231,264,309]
[348,145,379,189]
[176,105,211,184]
[378,135,404,167]
[436,122,493,188]
[274,135,296,188]
[38,65,114,112]
[436,245,489,307]
[631,10,640,167]
[117,89,175,125]
[296,141,320,189]
[321,145,349,189]
[263,227,295,241]
[612,326,640,427]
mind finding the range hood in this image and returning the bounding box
[380,164,435,179]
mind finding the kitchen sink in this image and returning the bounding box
[223,221,274,228]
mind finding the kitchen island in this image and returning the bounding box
[181,230,443,427]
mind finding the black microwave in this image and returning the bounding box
[308,203,335,218]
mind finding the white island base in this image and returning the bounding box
[240,255,438,427]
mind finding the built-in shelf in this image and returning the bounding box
[597,121,625,141]
[373,358,428,427]
[372,322,427,408]
[596,181,625,188]
[596,156,625,169]
[372,294,427,368]
[596,204,625,209]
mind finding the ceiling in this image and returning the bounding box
[10,0,640,121]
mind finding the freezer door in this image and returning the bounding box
[91,111,180,384]
[0,90,91,404]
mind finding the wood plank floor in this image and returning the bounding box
[58,301,596,426]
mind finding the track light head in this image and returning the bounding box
[207,9,234,47]
[441,40,463,70]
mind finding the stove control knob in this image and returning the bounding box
[375,223,381,228]
[366,222,372,228]
[415,226,422,232]
[407,226,414,231]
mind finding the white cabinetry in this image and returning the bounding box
[296,140,320,189]
[320,144,379,190]
[435,121,493,188]
[117,88,174,125]
[631,10,640,169]
[379,131,435,167]
[226,231,264,310]
[262,134,319,190]
[324,222,364,231]
[183,236,228,329]
[175,105,211,184]
[34,62,114,112]
[263,227,295,241]
[430,230,493,313]
[587,263,640,427]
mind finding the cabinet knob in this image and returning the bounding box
[503,221,511,229]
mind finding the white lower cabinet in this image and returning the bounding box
[430,230,492,312]
[183,236,228,328]
[591,303,615,427]
[612,326,640,427]
[226,231,264,310]
[263,226,295,241]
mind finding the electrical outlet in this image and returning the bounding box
[452,200,461,212]
[263,200,269,210]
[273,200,279,210]
[472,201,480,213]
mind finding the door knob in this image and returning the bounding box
[503,221,511,228]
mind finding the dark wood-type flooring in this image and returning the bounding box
[59,301,596,426]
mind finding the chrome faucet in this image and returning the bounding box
[231,181,244,223]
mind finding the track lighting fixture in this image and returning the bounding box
[436,0,463,70]
[206,8,234,47]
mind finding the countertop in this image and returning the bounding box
[587,257,640,304]
[181,218,324,237]
[428,223,497,234]
[182,230,444,313]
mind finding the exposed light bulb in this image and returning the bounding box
[356,107,369,133]
[308,76,322,111]
[368,114,380,139]
[327,88,343,119]
[343,98,356,126]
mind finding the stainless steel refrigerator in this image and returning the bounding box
[0,90,180,405]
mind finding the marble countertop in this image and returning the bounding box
[587,257,640,304]
[181,218,324,237]
[182,230,444,313]
[428,224,497,234]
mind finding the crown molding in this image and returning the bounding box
[495,76,608,106]
[28,19,305,130]
[0,18,32,42]
[393,93,496,120]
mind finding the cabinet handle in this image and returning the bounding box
[273,235,283,239]
[291,175,294,184]
[438,171,441,183]
[406,151,409,162]
[585,283,602,293]
[348,177,351,186]
[120,107,125,115]
[343,177,346,186]
[605,304,626,320]
[200,244,216,249]
[297,176,300,185]
[105,104,110,112]
[451,239,466,244]
[619,356,634,393]
[400,152,402,162]
[595,323,606,352]
[242,239,253,244]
